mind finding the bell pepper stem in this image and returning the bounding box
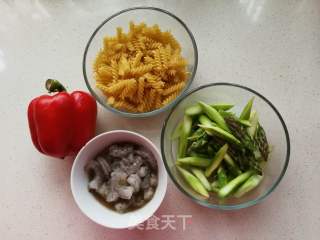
[46,79,67,93]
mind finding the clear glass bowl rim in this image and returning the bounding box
[161,82,291,210]
[82,6,198,118]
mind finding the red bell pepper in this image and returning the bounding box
[28,79,97,158]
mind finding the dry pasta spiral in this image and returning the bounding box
[94,21,189,113]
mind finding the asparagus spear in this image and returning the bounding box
[176,157,211,167]
[185,103,234,116]
[240,97,254,120]
[191,167,212,191]
[198,124,241,145]
[217,166,228,188]
[185,104,202,116]
[178,115,192,158]
[211,181,220,192]
[248,110,259,137]
[177,166,209,198]
[212,103,234,111]
[218,170,253,198]
[238,119,251,127]
[205,144,228,177]
[198,101,230,132]
[224,153,242,175]
[234,174,263,198]
[171,121,183,140]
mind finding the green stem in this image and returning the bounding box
[45,79,67,93]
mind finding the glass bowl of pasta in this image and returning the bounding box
[83,7,198,117]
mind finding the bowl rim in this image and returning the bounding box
[70,129,168,228]
[161,82,291,210]
[82,6,198,118]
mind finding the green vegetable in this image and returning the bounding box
[191,167,212,191]
[198,101,230,132]
[198,124,241,145]
[211,103,234,111]
[176,157,211,167]
[254,123,269,161]
[178,115,192,158]
[205,144,228,177]
[240,97,254,120]
[171,121,182,140]
[224,153,242,175]
[217,166,228,188]
[189,151,209,158]
[234,174,263,198]
[224,116,263,174]
[238,119,251,127]
[174,99,269,200]
[248,110,259,137]
[177,166,209,198]
[185,104,202,116]
[198,115,216,127]
[218,170,253,198]
[187,128,206,141]
[211,181,220,192]
[187,128,209,154]
[185,103,234,116]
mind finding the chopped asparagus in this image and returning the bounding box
[238,119,252,127]
[198,124,241,145]
[176,157,211,167]
[240,97,254,120]
[224,153,242,175]
[217,166,228,188]
[171,121,183,140]
[211,181,220,192]
[234,174,263,198]
[198,101,230,132]
[191,168,212,191]
[177,166,209,198]
[185,104,202,116]
[173,99,269,200]
[205,144,228,177]
[248,110,259,138]
[218,171,254,198]
[211,103,234,111]
[178,115,192,158]
[185,103,234,116]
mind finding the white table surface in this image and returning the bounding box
[1,0,319,239]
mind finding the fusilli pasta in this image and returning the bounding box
[93,21,189,113]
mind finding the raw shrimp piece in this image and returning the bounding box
[110,170,128,187]
[150,173,158,187]
[96,156,111,177]
[138,165,149,178]
[144,187,154,200]
[106,190,119,202]
[141,175,151,190]
[127,174,141,192]
[88,176,103,191]
[108,143,134,158]
[85,160,103,179]
[120,155,143,175]
[116,185,134,200]
[135,148,157,170]
[97,182,109,197]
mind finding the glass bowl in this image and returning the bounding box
[83,7,198,118]
[161,83,290,210]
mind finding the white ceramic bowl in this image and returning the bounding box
[70,130,167,229]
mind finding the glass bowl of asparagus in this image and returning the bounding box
[161,83,290,209]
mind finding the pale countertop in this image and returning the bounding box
[1,0,319,239]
